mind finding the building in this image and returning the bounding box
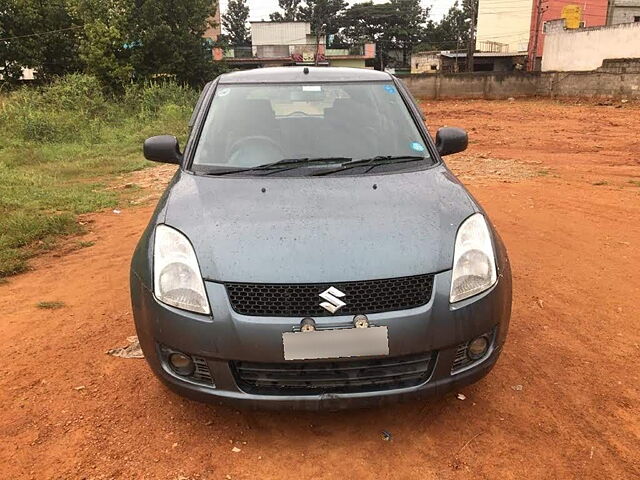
[529,0,609,68]
[542,20,640,71]
[607,0,640,25]
[440,52,527,73]
[476,0,533,54]
[411,51,443,74]
[476,0,609,69]
[213,21,375,69]
[203,6,222,42]
[411,51,526,74]
[249,21,324,61]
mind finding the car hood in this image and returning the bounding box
[164,166,476,283]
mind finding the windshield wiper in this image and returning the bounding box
[312,155,427,177]
[204,157,352,176]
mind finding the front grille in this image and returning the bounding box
[225,274,434,317]
[232,352,434,395]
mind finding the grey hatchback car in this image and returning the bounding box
[130,67,511,410]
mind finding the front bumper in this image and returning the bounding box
[130,270,511,410]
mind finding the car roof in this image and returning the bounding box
[218,67,393,84]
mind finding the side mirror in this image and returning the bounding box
[436,127,468,156]
[143,135,182,164]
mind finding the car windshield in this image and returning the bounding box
[191,82,432,173]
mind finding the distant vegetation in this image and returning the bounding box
[0,74,197,278]
[1,0,220,90]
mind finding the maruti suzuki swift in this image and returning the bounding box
[130,67,512,410]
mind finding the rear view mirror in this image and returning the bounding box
[436,127,468,156]
[143,135,182,164]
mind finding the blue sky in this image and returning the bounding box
[219,1,458,23]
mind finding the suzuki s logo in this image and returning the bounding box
[319,287,346,314]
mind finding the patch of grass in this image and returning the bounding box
[0,249,28,277]
[0,75,196,277]
[628,180,640,187]
[36,301,65,310]
[0,212,81,277]
[78,240,95,248]
[0,278,9,285]
[537,169,550,177]
[592,180,608,186]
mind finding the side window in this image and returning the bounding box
[189,81,214,130]
[184,81,215,164]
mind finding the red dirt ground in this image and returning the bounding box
[1,99,639,479]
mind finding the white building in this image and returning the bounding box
[250,21,324,59]
[250,21,320,47]
[475,0,532,53]
[542,21,640,71]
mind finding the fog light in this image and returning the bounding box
[169,352,195,376]
[467,336,489,360]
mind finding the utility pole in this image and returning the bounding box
[466,0,478,73]
[314,22,322,66]
[528,0,548,71]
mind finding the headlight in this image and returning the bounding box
[153,224,211,314]
[450,213,497,303]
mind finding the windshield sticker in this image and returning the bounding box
[303,86,322,92]
[383,85,397,94]
[217,88,230,97]
[411,142,425,152]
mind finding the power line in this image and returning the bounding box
[0,25,83,42]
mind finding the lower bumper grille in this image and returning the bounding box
[452,342,474,372]
[192,356,214,385]
[232,352,435,395]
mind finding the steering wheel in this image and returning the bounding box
[227,136,284,167]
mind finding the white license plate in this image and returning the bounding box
[282,326,389,361]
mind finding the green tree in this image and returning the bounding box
[0,0,81,84]
[420,1,474,52]
[129,0,219,86]
[299,0,347,36]
[341,2,394,69]
[38,0,82,79]
[0,0,39,83]
[298,0,347,64]
[70,0,133,90]
[1,0,220,89]
[221,0,251,46]
[341,1,428,70]
[269,0,303,21]
[388,0,428,66]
